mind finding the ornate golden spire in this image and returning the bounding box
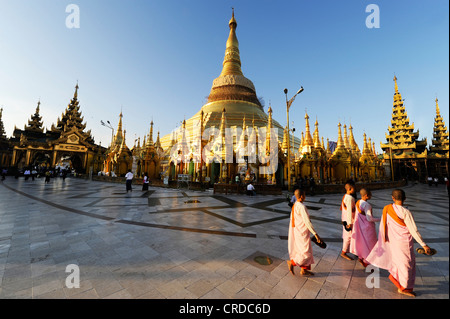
[362,133,371,156]
[313,117,321,148]
[113,112,124,150]
[435,97,440,116]
[393,75,399,94]
[220,8,243,77]
[149,120,154,144]
[303,111,314,147]
[207,10,261,107]
[337,122,345,149]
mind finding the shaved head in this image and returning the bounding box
[392,189,406,201]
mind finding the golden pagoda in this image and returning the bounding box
[9,84,103,173]
[160,10,289,184]
[103,112,133,176]
[380,76,429,180]
[429,98,449,155]
[427,97,449,178]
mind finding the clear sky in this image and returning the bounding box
[0,0,448,153]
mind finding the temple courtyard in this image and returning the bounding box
[0,177,448,300]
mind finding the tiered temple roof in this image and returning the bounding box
[380,76,427,158]
[429,97,449,156]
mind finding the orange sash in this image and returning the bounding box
[355,200,365,215]
[291,204,296,227]
[382,204,406,242]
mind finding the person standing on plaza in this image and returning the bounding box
[366,189,432,297]
[350,188,380,267]
[340,182,356,261]
[445,177,449,196]
[246,182,256,196]
[125,169,133,193]
[44,170,51,183]
[142,173,149,191]
[287,189,323,276]
[24,168,31,181]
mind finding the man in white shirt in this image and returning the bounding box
[246,183,256,196]
[125,170,133,193]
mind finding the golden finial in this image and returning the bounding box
[393,74,399,93]
[435,97,440,115]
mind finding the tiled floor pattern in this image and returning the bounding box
[0,177,448,299]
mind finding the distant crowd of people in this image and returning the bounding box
[1,166,71,183]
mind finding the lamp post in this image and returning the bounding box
[388,135,394,181]
[284,86,304,191]
[100,120,115,148]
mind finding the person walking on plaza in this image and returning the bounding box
[340,182,356,261]
[125,169,133,193]
[287,189,323,276]
[246,182,256,196]
[350,188,380,267]
[142,173,149,191]
[44,170,51,183]
[366,189,432,297]
[445,177,449,196]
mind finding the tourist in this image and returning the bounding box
[445,177,449,196]
[24,169,31,181]
[142,173,149,191]
[44,170,51,183]
[350,188,380,267]
[340,183,356,261]
[125,169,133,192]
[427,176,433,186]
[287,189,323,276]
[366,189,432,297]
[434,177,439,187]
[1,168,7,181]
[246,183,256,196]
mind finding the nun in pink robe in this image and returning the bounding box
[366,203,427,294]
[350,199,380,266]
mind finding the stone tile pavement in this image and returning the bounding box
[0,177,448,301]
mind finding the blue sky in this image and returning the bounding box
[0,0,448,153]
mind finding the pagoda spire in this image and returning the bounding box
[362,133,372,156]
[220,8,243,77]
[336,122,345,149]
[435,97,441,116]
[149,120,154,144]
[113,112,124,149]
[393,75,399,94]
[380,75,427,155]
[26,100,44,133]
[207,9,261,107]
[429,96,449,155]
[313,117,321,149]
[303,111,314,147]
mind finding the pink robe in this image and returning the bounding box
[350,200,378,261]
[366,204,416,290]
[288,201,314,268]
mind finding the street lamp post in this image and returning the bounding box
[101,120,115,148]
[284,86,304,192]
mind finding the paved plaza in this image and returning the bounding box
[0,177,448,300]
